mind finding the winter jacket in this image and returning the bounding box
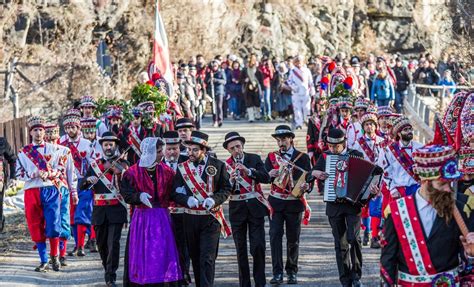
[370,76,395,102]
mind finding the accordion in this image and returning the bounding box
[323,154,383,204]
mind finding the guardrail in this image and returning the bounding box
[405,83,473,143]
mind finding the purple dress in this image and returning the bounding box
[121,162,182,285]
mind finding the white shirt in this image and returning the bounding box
[288,66,315,97]
[59,137,93,179]
[347,121,362,149]
[352,134,385,163]
[381,140,423,192]
[415,191,437,236]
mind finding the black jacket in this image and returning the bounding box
[381,193,473,284]
[313,149,365,217]
[393,65,412,91]
[228,152,271,220]
[0,137,16,184]
[170,156,231,208]
[80,158,128,225]
[264,148,311,213]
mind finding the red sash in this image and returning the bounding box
[128,130,142,157]
[23,144,50,172]
[390,196,436,276]
[292,68,304,83]
[268,152,311,225]
[388,142,418,181]
[179,161,232,238]
[357,137,377,162]
[61,140,87,176]
[225,158,273,217]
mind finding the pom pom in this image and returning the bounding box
[328,62,336,72]
[146,80,155,86]
[151,72,162,81]
[343,76,353,90]
[321,83,327,90]
[320,76,329,90]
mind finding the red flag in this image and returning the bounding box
[152,1,173,86]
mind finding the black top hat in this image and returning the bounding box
[325,128,346,144]
[223,131,246,149]
[184,131,210,149]
[175,118,195,129]
[163,131,180,145]
[99,131,120,145]
[271,125,295,139]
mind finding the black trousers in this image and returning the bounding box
[212,93,224,123]
[171,213,191,278]
[94,222,123,283]
[0,182,4,231]
[183,214,220,287]
[328,213,362,285]
[231,213,266,287]
[269,211,302,276]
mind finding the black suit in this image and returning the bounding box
[313,149,364,286]
[381,193,473,285]
[170,156,231,287]
[80,159,127,284]
[228,152,270,287]
[264,148,311,276]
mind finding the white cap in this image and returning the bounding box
[139,137,159,168]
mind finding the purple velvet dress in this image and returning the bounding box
[121,162,182,285]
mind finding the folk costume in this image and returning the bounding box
[224,132,271,287]
[121,137,182,286]
[265,125,311,284]
[381,145,472,286]
[170,131,231,287]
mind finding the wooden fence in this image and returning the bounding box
[0,117,29,154]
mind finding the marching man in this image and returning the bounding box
[59,109,94,257]
[288,55,315,130]
[265,125,311,285]
[352,112,385,248]
[380,116,423,200]
[17,116,76,272]
[223,131,271,287]
[171,131,231,287]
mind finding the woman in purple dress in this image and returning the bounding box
[121,137,182,286]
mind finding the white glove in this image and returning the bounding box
[139,193,153,208]
[187,197,199,208]
[202,197,215,210]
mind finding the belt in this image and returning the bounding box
[398,269,459,285]
[184,208,211,215]
[229,192,260,201]
[270,190,299,201]
[94,193,122,206]
[169,207,185,214]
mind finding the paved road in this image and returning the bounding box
[0,118,381,286]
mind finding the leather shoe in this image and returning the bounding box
[50,256,61,271]
[89,239,98,253]
[270,274,283,284]
[67,247,77,256]
[106,281,117,287]
[353,279,363,287]
[34,262,49,272]
[59,256,68,267]
[287,274,298,284]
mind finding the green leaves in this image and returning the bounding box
[130,83,168,115]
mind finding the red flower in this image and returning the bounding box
[151,72,162,81]
[328,62,336,72]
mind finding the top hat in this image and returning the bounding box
[99,131,120,145]
[325,128,346,144]
[163,130,181,145]
[184,131,210,149]
[271,125,295,139]
[175,118,195,129]
[223,131,246,149]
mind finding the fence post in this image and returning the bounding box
[440,86,446,112]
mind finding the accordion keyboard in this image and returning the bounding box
[323,155,338,202]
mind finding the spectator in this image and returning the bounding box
[370,69,395,107]
[393,57,412,113]
[205,59,227,127]
[438,69,456,98]
[273,63,293,121]
[228,61,243,120]
[258,56,275,121]
[242,53,262,123]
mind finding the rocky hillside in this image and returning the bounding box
[0,0,470,120]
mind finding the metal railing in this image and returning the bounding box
[405,83,473,143]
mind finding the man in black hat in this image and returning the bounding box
[310,128,365,287]
[170,130,231,287]
[79,132,128,287]
[175,118,195,157]
[265,125,311,285]
[223,131,271,287]
[163,130,192,285]
[0,137,16,232]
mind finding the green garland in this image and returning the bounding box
[130,83,168,115]
[94,98,133,122]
